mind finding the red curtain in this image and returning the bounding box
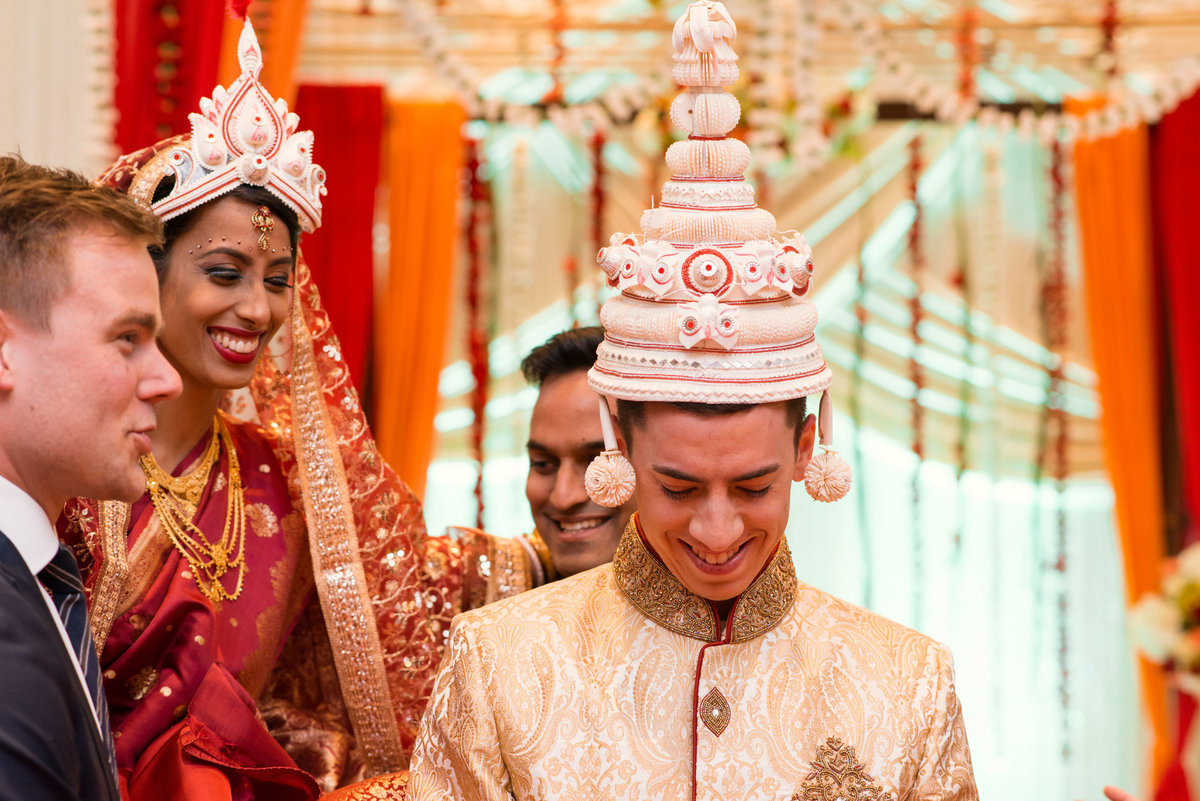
[1153,88,1200,552]
[293,85,385,399]
[1150,88,1200,801]
[114,0,226,153]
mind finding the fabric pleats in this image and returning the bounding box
[1068,95,1170,793]
[1149,88,1200,801]
[372,101,466,497]
[294,84,385,398]
[113,0,226,152]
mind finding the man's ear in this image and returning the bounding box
[792,412,817,481]
[613,413,630,456]
[0,311,17,392]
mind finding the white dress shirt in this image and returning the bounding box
[0,475,103,735]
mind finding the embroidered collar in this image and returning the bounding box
[612,513,796,643]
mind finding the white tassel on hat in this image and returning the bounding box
[585,396,636,507]
[803,390,852,503]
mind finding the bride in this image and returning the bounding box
[61,19,523,800]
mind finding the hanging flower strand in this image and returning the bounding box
[908,131,926,629]
[543,0,568,106]
[1046,137,1072,762]
[1098,0,1120,83]
[956,3,979,101]
[464,137,492,528]
[589,129,607,321]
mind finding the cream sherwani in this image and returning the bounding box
[409,516,977,801]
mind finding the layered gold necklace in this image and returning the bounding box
[140,414,247,603]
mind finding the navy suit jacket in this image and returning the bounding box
[0,530,119,801]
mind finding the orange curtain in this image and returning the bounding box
[1067,97,1170,792]
[373,101,466,497]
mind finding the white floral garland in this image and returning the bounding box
[850,0,1200,143]
[744,0,786,167]
[396,0,1200,144]
[394,0,672,132]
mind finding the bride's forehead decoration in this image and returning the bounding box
[100,20,326,233]
[585,0,851,504]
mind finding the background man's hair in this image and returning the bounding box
[0,154,163,330]
[520,326,605,386]
[616,397,809,451]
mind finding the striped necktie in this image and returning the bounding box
[38,544,119,786]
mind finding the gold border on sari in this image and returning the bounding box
[288,291,406,774]
[89,500,131,659]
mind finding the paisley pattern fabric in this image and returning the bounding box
[409,517,978,801]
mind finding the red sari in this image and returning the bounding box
[67,417,319,800]
[56,254,534,801]
[61,421,538,800]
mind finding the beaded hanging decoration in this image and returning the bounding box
[850,162,874,607]
[951,149,975,561]
[543,0,568,106]
[745,0,786,168]
[907,132,926,629]
[956,5,980,101]
[1099,0,1120,82]
[589,129,606,321]
[464,137,492,529]
[952,4,979,561]
[1043,138,1072,762]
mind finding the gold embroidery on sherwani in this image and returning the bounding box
[612,514,795,642]
[409,546,980,801]
[794,737,896,801]
[699,687,731,736]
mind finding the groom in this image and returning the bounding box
[0,155,180,800]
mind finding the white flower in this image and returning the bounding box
[1129,594,1183,664]
[1177,543,1200,580]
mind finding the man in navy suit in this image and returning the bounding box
[0,155,180,800]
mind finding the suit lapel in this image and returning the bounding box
[0,530,119,800]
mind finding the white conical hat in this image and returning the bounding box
[585,0,851,505]
[587,0,832,405]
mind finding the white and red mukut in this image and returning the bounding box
[137,20,326,233]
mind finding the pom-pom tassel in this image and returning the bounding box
[586,393,636,507]
[586,450,636,507]
[805,389,851,502]
[804,447,852,502]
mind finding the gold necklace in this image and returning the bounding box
[140,415,247,603]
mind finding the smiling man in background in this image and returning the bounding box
[519,326,636,583]
[429,327,634,612]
